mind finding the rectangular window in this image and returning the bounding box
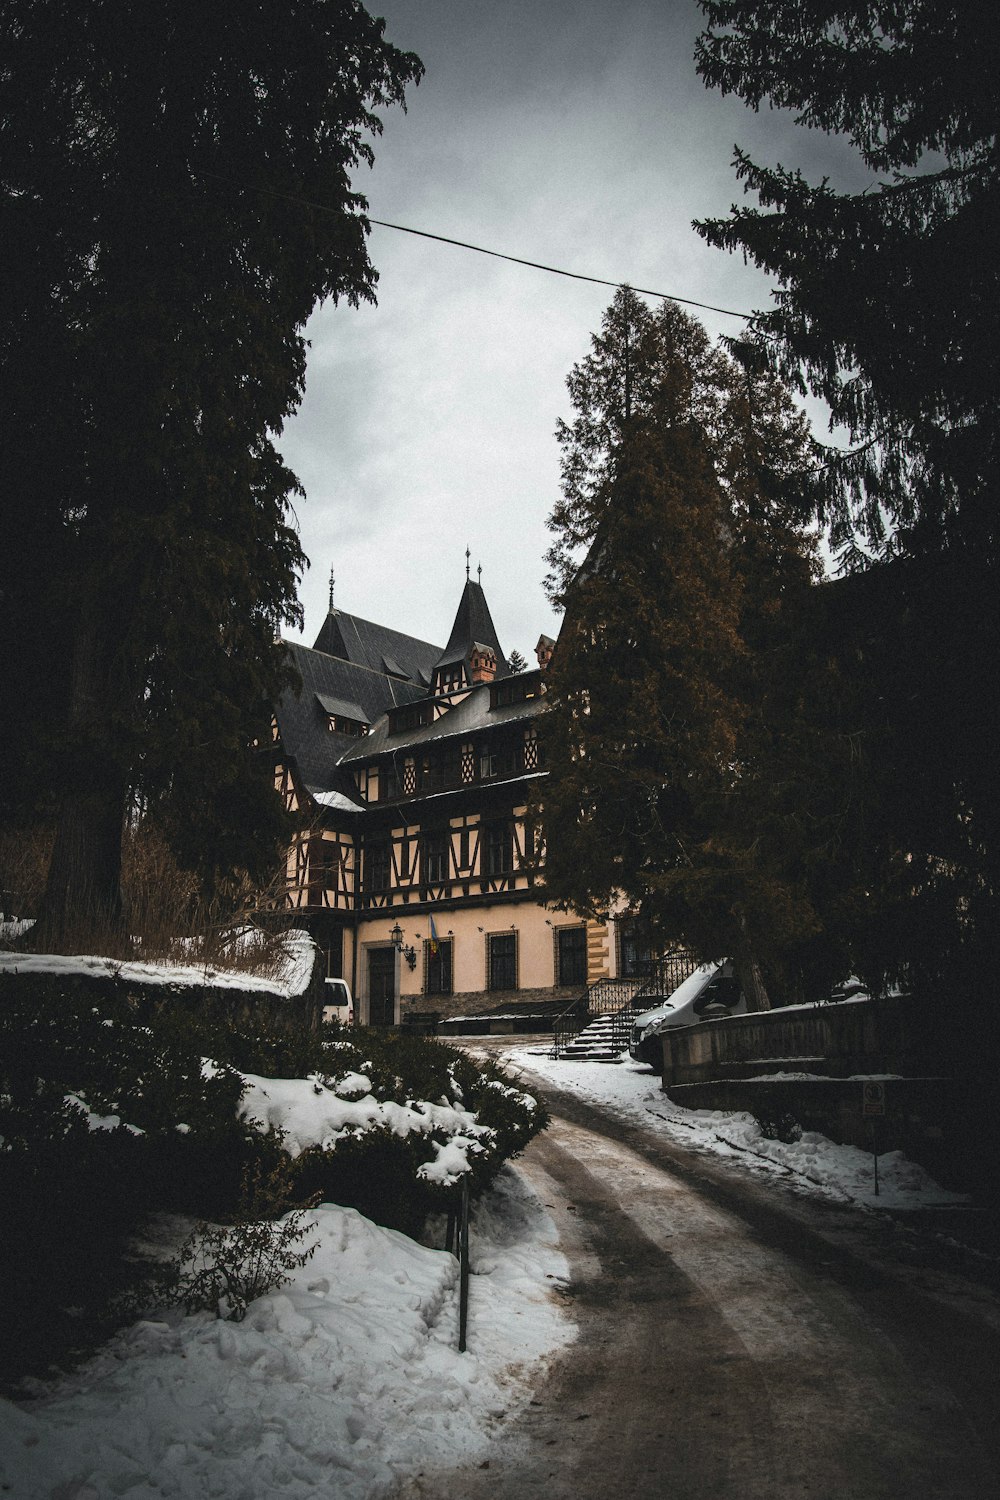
[424,937,453,996]
[383,767,402,800]
[364,842,391,893]
[488,932,517,992]
[308,837,338,892]
[618,919,656,979]
[485,822,512,877]
[557,926,587,987]
[422,829,449,885]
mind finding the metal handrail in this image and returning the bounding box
[551,951,700,1056]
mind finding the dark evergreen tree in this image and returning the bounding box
[0,2,422,946]
[507,648,529,674]
[695,0,999,1012]
[695,0,999,563]
[541,289,831,1007]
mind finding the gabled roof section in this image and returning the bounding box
[434,579,509,674]
[313,608,442,688]
[275,641,427,798]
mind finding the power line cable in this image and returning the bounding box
[193,168,753,320]
[366,217,752,320]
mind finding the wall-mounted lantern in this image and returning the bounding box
[390,921,418,970]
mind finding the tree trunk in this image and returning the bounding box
[734,951,771,1012]
[734,913,771,1012]
[31,601,130,952]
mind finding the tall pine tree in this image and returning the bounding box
[0,2,422,946]
[541,289,830,1006]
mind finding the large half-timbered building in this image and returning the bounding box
[273,572,647,1025]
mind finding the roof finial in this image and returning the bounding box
[465,546,470,580]
[328,566,335,613]
[477,562,482,584]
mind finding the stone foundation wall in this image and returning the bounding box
[403,985,580,1018]
[403,985,582,1034]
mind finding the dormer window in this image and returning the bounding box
[435,663,466,696]
[490,671,540,710]
[387,700,434,735]
[381,654,410,680]
[315,693,369,738]
[327,714,368,737]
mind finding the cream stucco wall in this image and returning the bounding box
[353,900,614,1015]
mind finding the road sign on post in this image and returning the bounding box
[862,1081,886,1116]
[862,1081,886,1195]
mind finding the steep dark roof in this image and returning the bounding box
[312,609,441,687]
[275,641,427,798]
[434,579,509,675]
[338,679,546,763]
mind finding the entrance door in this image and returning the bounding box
[368,947,396,1027]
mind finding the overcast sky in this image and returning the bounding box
[279,0,859,662]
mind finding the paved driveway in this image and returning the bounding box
[391,1067,1000,1500]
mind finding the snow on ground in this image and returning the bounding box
[502,1048,967,1211]
[0,1169,574,1500]
[0,929,316,997]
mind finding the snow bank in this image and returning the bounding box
[0,929,316,998]
[0,1170,575,1500]
[506,1049,966,1211]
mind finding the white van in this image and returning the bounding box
[628,961,745,1066]
[323,977,354,1025]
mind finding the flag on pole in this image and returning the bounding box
[429,914,439,955]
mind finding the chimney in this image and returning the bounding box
[470,644,497,684]
[535,634,555,671]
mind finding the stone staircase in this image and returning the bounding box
[558,1008,633,1062]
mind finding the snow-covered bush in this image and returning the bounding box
[0,977,545,1383]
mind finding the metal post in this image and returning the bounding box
[871,1118,880,1197]
[458,1177,470,1353]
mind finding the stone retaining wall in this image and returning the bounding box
[665,1075,972,1187]
[660,997,923,1086]
[0,951,326,1031]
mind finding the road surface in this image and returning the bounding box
[392,1069,1000,1500]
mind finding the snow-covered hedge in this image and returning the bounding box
[0,976,545,1384]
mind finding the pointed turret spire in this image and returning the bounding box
[328,566,336,613]
[431,571,509,692]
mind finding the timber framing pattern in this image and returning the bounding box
[272,576,637,1025]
